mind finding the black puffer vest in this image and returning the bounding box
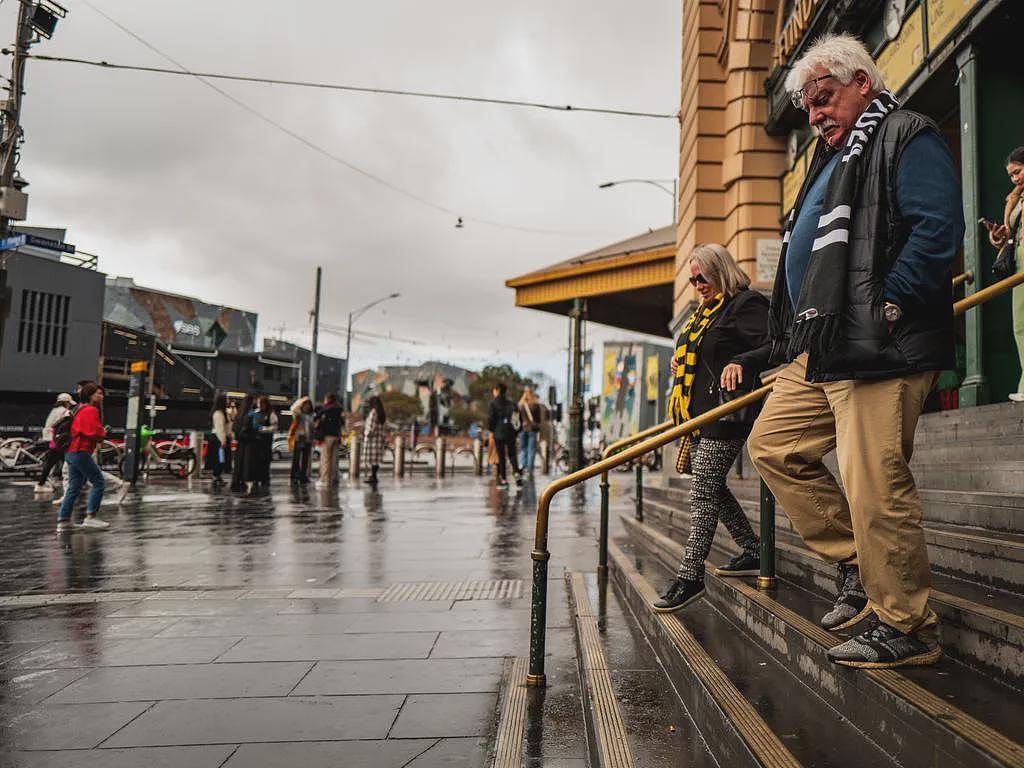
[768,110,956,382]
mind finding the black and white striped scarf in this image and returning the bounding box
[786,90,900,360]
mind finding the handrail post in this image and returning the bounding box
[527,548,549,686]
[598,471,610,577]
[634,463,643,521]
[757,478,777,590]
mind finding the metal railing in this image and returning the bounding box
[526,267,1024,686]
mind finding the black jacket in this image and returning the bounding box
[687,289,770,440]
[755,110,959,382]
[315,403,344,438]
[488,396,516,442]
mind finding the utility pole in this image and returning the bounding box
[308,266,322,402]
[344,308,353,411]
[0,1,36,239]
[567,298,586,473]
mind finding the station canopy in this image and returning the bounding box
[505,226,675,338]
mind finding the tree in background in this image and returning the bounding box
[379,390,423,426]
[460,364,536,430]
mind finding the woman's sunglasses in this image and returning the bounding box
[689,273,709,287]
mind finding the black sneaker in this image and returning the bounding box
[821,563,872,631]
[714,551,760,577]
[651,577,705,614]
[827,619,942,668]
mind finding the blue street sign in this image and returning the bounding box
[24,233,75,253]
[0,234,26,250]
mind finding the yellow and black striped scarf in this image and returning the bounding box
[668,293,725,472]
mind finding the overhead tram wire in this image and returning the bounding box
[20,53,677,121]
[61,1,655,238]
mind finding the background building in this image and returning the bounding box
[104,276,257,354]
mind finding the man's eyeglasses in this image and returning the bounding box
[790,74,834,110]
[689,273,709,287]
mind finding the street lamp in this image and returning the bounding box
[344,292,401,410]
[598,178,678,225]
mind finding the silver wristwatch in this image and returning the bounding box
[883,302,903,323]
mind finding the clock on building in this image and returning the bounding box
[885,0,907,41]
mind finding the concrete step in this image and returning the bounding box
[915,402,1024,439]
[605,542,901,768]
[660,470,1024,535]
[910,441,1024,465]
[911,462,1024,494]
[634,495,1024,689]
[615,516,1024,768]
[565,572,720,768]
[645,485,1024,596]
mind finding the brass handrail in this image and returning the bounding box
[952,270,975,288]
[525,266,1024,686]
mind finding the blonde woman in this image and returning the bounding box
[654,243,769,613]
[517,386,543,477]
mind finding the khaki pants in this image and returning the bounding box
[319,435,339,484]
[748,353,939,643]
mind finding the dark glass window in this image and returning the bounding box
[17,290,70,356]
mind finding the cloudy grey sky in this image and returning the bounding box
[8,0,680,396]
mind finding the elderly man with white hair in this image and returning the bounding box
[745,34,965,669]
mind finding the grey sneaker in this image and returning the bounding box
[821,563,871,631]
[55,520,73,533]
[827,619,942,668]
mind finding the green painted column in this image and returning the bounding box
[956,45,988,407]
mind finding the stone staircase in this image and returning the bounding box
[534,402,1024,767]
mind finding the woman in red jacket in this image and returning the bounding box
[57,383,111,532]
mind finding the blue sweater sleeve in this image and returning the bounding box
[884,132,965,309]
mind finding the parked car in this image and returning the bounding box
[272,433,320,462]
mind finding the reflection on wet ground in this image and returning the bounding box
[0,473,618,766]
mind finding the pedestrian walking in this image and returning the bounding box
[247,394,277,490]
[983,146,1024,401]
[315,393,344,487]
[746,34,964,669]
[52,379,124,508]
[289,395,314,484]
[517,387,543,477]
[207,393,232,484]
[56,383,110,532]
[230,393,255,492]
[362,394,387,485]
[34,392,74,494]
[652,244,769,614]
[487,383,520,489]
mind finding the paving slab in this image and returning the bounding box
[216,631,438,662]
[389,692,498,739]
[293,657,504,695]
[2,700,154,749]
[103,695,404,746]
[5,636,242,669]
[0,668,91,710]
[48,661,312,703]
[2,745,235,768]
[223,739,436,767]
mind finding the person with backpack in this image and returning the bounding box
[487,382,520,489]
[56,383,111,532]
[34,392,75,494]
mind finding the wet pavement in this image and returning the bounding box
[0,472,617,766]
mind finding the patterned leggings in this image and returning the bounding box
[676,437,759,581]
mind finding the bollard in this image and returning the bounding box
[635,463,643,521]
[189,431,203,478]
[393,434,405,478]
[349,433,361,481]
[472,438,483,476]
[541,439,551,475]
[598,472,609,578]
[435,437,446,479]
[758,478,777,590]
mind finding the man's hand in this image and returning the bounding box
[720,363,744,392]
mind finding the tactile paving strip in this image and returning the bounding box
[377,579,523,602]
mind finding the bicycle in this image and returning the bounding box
[0,437,48,475]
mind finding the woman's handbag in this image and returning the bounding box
[704,361,761,427]
[993,243,1016,280]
